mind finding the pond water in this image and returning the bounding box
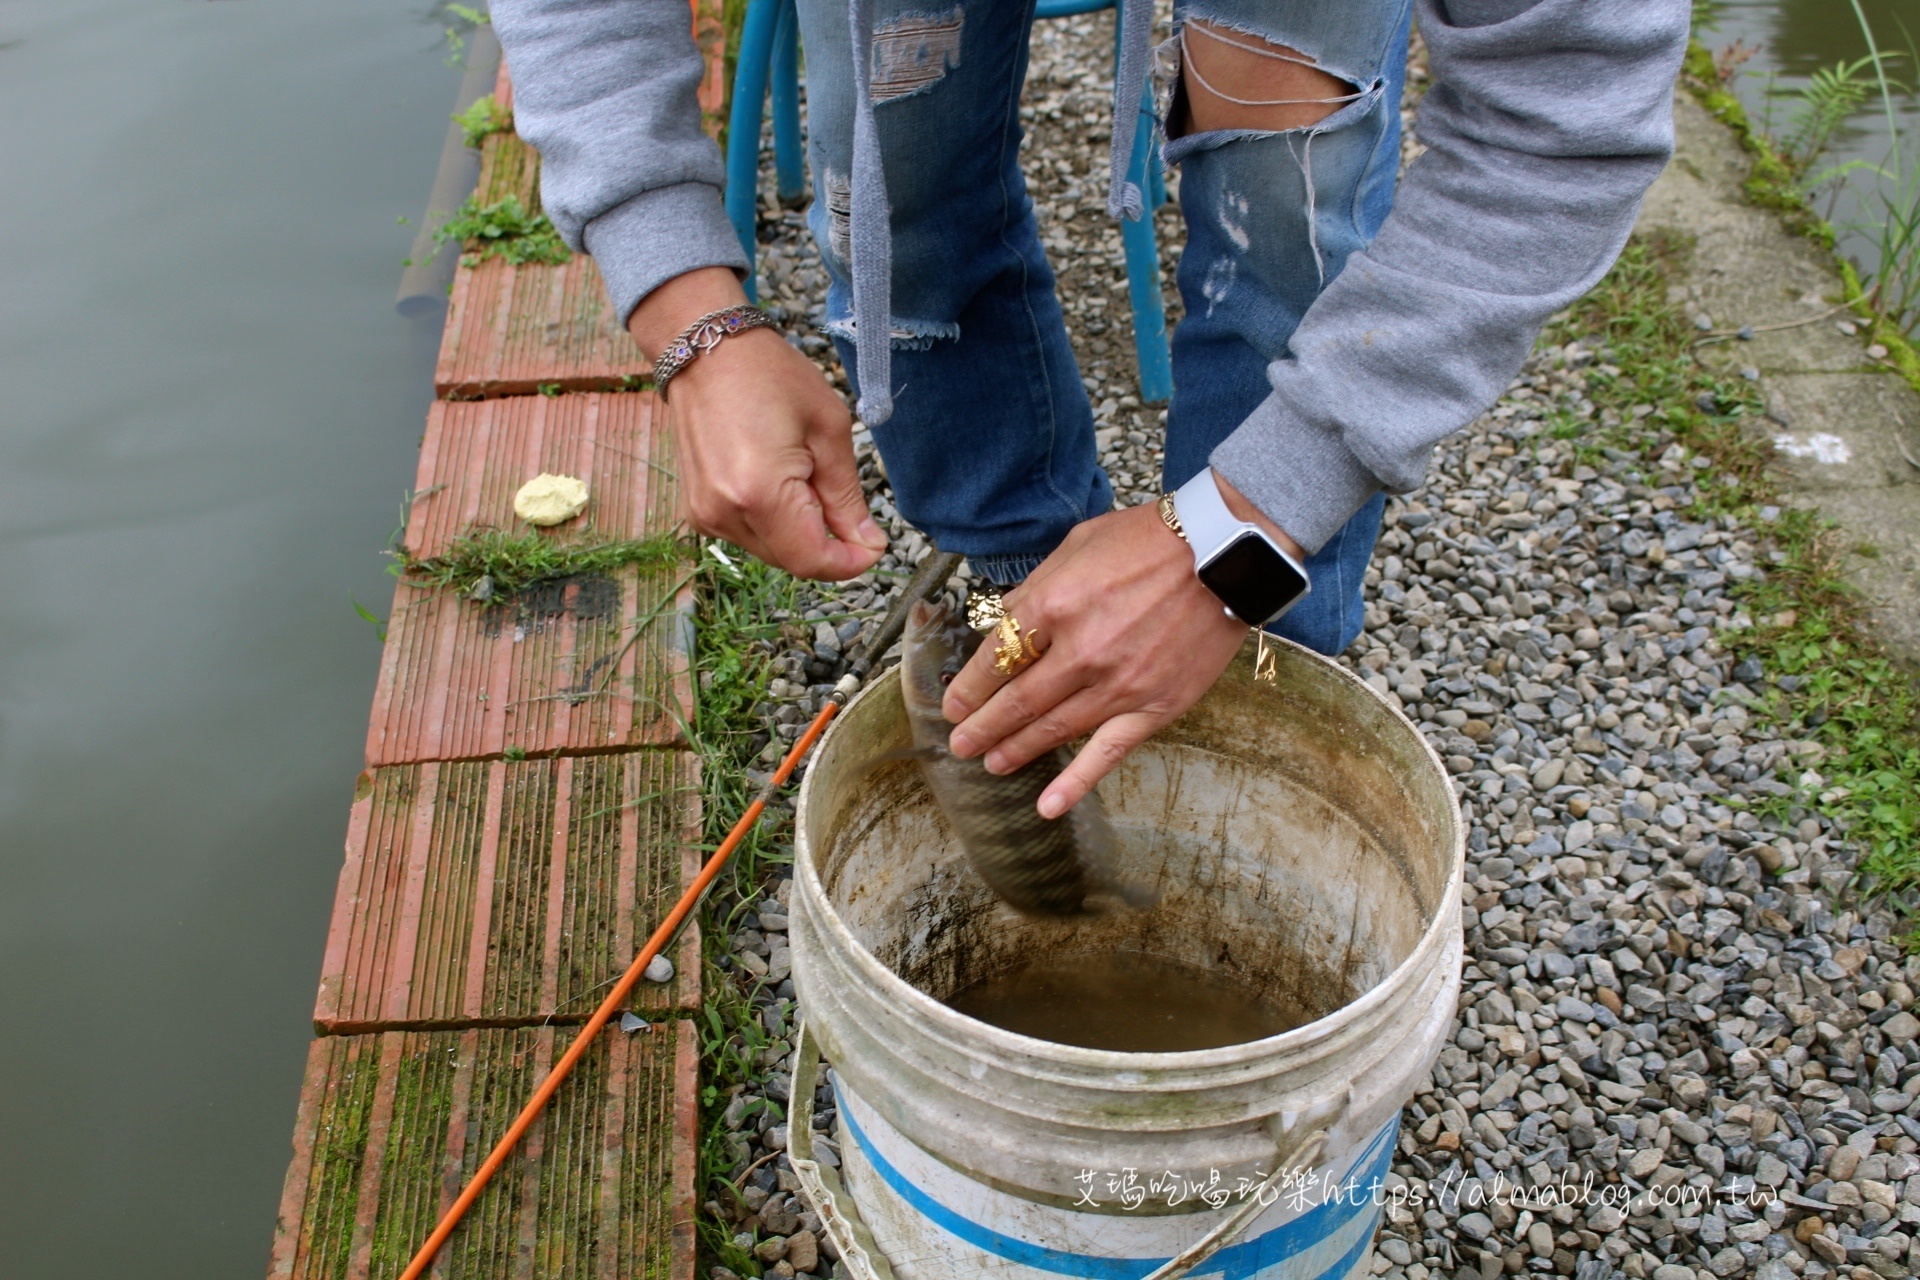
[1696,0,1920,283]
[0,2,460,1274]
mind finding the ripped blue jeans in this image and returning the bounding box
[795,0,1411,654]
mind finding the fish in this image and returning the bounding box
[896,600,1148,916]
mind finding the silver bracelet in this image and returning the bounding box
[651,304,774,399]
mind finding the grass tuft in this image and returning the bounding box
[433,195,571,267]
[685,547,818,1277]
[454,93,513,149]
[394,529,684,601]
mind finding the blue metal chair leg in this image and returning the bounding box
[1120,85,1172,402]
[726,0,784,300]
[771,0,806,207]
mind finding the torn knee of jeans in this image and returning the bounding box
[870,7,964,105]
[824,316,961,351]
[825,169,853,266]
[1158,20,1374,143]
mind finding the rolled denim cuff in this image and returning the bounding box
[1209,391,1384,557]
[966,553,1047,587]
[581,181,749,329]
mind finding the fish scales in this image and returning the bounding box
[896,600,1138,916]
[921,747,1092,913]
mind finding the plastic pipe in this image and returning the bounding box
[396,26,502,317]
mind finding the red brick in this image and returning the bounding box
[316,753,702,1035]
[692,0,726,132]
[406,394,676,562]
[365,567,693,767]
[436,255,647,399]
[474,131,537,211]
[266,1020,696,1280]
[493,52,513,113]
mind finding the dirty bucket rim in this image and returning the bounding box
[795,635,1465,1073]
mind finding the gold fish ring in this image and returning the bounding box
[992,614,1044,676]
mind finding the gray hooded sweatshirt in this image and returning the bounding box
[488,0,1688,555]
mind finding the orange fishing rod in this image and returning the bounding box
[396,550,962,1280]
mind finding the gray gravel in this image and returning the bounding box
[701,15,1920,1280]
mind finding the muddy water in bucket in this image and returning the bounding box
[947,950,1304,1052]
[791,639,1463,1279]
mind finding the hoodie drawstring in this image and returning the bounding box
[848,0,895,424]
[1105,0,1153,222]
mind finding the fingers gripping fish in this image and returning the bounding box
[896,601,1150,916]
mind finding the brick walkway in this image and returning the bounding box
[265,56,703,1280]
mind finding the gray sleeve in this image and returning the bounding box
[1210,0,1689,554]
[490,0,748,328]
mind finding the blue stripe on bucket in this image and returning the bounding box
[835,1093,1398,1280]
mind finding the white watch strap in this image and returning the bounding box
[1172,468,1251,566]
[1171,469,1312,624]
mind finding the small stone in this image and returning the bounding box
[1672,1074,1710,1108]
[1652,1265,1695,1280]
[1880,1011,1918,1042]
[1824,1182,1862,1208]
[1830,1146,1861,1181]
[1457,1212,1495,1242]
[1808,1232,1847,1265]
[786,1230,819,1272]
[645,954,675,983]
[756,1236,790,1263]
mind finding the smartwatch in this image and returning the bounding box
[1170,469,1311,627]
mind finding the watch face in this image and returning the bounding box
[1198,532,1309,626]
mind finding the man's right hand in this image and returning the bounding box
[631,267,888,581]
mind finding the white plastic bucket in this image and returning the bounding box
[788,639,1464,1280]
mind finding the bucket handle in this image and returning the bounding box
[788,1021,1348,1280]
[788,1022,898,1280]
[1137,1092,1344,1280]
